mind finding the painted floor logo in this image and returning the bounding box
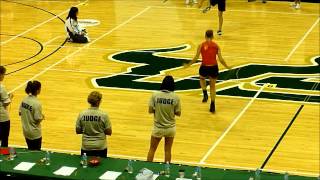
[92,44,320,104]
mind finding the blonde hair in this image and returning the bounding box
[87,91,102,107]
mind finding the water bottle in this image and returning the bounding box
[284,172,289,180]
[254,168,261,180]
[196,166,202,180]
[81,153,87,168]
[127,160,133,174]
[164,162,170,177]
[45,151,50,165]
[9,147,15,160]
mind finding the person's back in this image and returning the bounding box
[200,40,218,66]
[20,95,43,140]
[151,90,180,129]
[77,107,110,150]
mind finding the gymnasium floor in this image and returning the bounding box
[0,0,319,178]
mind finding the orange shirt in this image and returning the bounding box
[200,41,218,66]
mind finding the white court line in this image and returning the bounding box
[11,144,319,177]
[45,44,280,61]
[8,6,151,93]
[0,0,88,46]
[199,84,267,164]
[150,5,318,16]
[284,17,320,62]
[43,35,64,46]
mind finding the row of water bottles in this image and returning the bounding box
[250,168,291,180]
[164,162,202,179]
[125,160,202,179]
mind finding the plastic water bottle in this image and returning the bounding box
[127,160,133,174]
[164,162,170,177]
[45,151,50,165]
[9,147,15,160]
[81,153,87,168]
[284,172,289,180]
[195,166,202,180]
[254,168,261,180]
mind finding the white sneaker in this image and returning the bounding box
[202,6,211,13]
[193,0,198,3]
[295,3,300,9]
[185,0,190,4]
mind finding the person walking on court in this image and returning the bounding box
[147,75,181,163]
[185,30,230,113]
[0,66,13,147]
[76,91,112,158]
[19,81,44,150]
[198,0,226,35]
[65,7,89,43]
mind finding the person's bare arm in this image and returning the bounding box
[217,45,230,69]
[185,44,201,67]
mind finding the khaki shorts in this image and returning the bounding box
[152,126,176,138]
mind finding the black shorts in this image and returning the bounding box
[26,137,42,151]
[210,0,226,11]
[81,148,108,158]
[199,65,219,78]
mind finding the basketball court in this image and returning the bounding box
[0,0,319,178]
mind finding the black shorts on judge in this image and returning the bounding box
[199,65,219,78]
[26,137,42,150]
[210,0,226,11]
[81,148,108,158]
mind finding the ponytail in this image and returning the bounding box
[25,81,41,95]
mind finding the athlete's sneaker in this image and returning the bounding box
[210,101,216,113]
[193,0,198,3]
[162,0,168,3]
[248,0,256,2]
[295,3,300,9]
[262,0,267,3]
[217,30,222,36]
[185,0,190,4]
[202,6,211,13]
[202,94,208,103]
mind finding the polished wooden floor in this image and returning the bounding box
[1,0,319,177]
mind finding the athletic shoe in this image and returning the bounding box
[210,101,215,113]
[185,0,190,4]
[202,94,208,103]
[217,30,222,36]
[295,3,300,9]
[248,0,256,2]
[202,6,211,13]
[162,0,168,3]
[193,0,198,3]
[262,0,267,3]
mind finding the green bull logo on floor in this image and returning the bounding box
[92,44,320,104]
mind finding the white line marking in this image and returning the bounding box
[43,35,63,46]
[11,144,319,177]
[199,84,267,164]
[8,6,151,94]
[0,0,88,46]
[284,17,320,62]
